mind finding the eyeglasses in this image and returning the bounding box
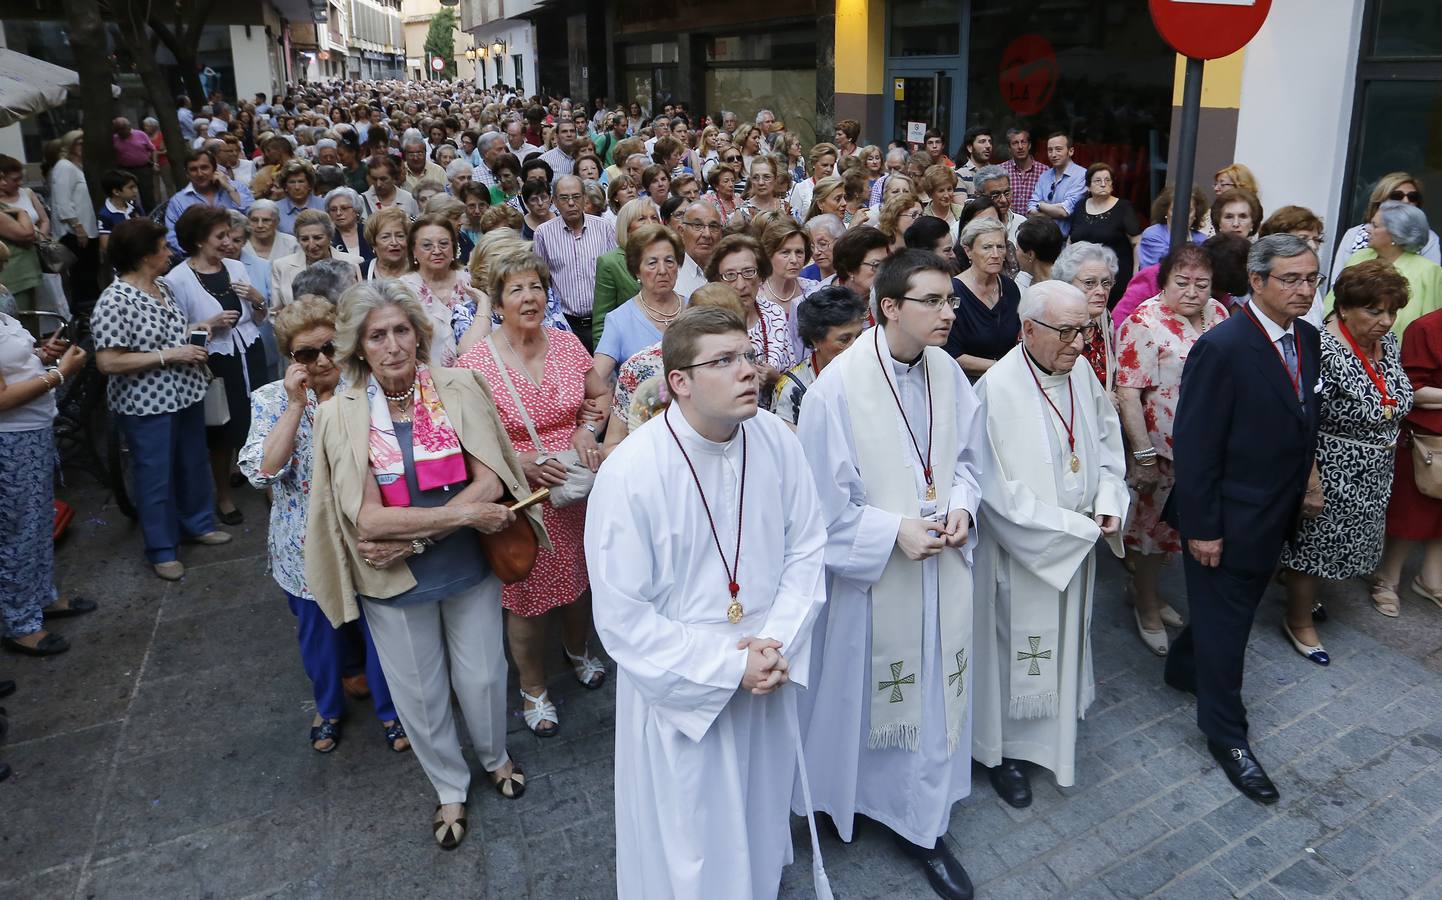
[291,341,336,364]
[418,241,453,252]
[859,259,884,272]
[676,350,761,371]
[1390,190,1423,204]
[1076,277,1115,292]
[722,155,741,163]
[986,188,1012,200]
[1265,272,1327,289]
[555,193,583,203]
[751,174,775,183]
[718,267,759,282]
[1032,321,1100,343]
[898,294,961,311]
[683,221,723,233]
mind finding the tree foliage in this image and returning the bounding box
[423,8,457,80]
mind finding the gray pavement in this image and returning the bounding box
[6,478,1442,898]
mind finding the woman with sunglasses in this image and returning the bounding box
[239,296,408,756]
[1330,172,1442,285]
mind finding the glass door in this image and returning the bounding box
[890,70,956,151]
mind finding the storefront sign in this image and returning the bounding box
[894,78,905,101]
[906,121,927,144]
[999,34,1058,117]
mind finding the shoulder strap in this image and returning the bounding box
[484,335,546,451]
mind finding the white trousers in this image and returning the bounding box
[361,578,510,805]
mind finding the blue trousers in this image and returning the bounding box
[117,401,215,563]
[287,592,397,722]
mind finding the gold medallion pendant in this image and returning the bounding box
[727,599,744,624]
[925,483,937,501]
[1384,406,1394,420]
[1070,454,1081,473]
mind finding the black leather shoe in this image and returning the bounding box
[1207,740,1279,805]
[987,758,1032,808]
[1163,668,1197,695]
[0,761,10,783]
[0,679,14,699]
[894,834,974,900]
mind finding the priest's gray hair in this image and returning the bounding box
[1052,241,1119,284]
[1377,200,1430,254]
[1018,280,1087,323]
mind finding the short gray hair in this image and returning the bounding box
[227,209,251,241]
[323,186,361,212]
[477,131,505,152]
[315,138,337,151]
[292,258,360,305]
[804,213,846,240]
[973,165,1009,191]
[885,148,910,165]
[1018,279,1087,323]
[445,158,472,179]
[1378,200,1430,254]
[1247,233,1316,278]
[335,280,433,385]
[755,109,774,124]
[1052,241,1119,284]
[248,198,280,220]
[958,216,1006,249]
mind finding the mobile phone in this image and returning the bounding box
[189,330,208,346]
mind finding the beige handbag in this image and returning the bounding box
[1411,429,1442,499]
[203,377,231,427]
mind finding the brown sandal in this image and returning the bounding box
[1410,577,1442,612]
[1371,578,1401,618]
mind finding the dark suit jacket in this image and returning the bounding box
[1166,308,1322,575]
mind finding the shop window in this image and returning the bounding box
[704,68,818,148]
[889,0,962,57]
[513,55,524,93]
[1372,0,1442,58]
[962,0,1173,223]
[1344,80,1442,234]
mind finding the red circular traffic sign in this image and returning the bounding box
[431,56,446,71]
[999,35,1058,116]
[1148,0,1272,60]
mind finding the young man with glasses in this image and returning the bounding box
[796,249,983,900]
[586,305,831,900]
[532,175,617,350]
[970,279,1128,812]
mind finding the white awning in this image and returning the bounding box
[0,48,79,128]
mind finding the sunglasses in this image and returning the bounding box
[291,341,336,364]
[1390,190,1423,204]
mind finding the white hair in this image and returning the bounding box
[1052,241,1119,283]
[445,158,472,179]
[323,187,361,211]
[804,213,846,239]
[1378,200,1430,253]
[248,198,280,218]
[1018,280,1087,323]
[958,216,1006,249]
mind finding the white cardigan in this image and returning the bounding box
[162,257,260,356]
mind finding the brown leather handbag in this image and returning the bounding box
[478,489,548,583]
[1411,428,1442,500]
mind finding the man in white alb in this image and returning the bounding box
[796,249,983,900]
[971,280,1129,807]
[586,306,829,900]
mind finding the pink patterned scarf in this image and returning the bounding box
[367,364,466,506]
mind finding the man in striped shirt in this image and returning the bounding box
[540,121,579,180]
[533,175,616,351]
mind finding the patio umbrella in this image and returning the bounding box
[0,48,79,128]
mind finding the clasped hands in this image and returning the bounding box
[897,509,971,561]
[739,637,789,695]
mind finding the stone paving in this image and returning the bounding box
[6,480,1442,898]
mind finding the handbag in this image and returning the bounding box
[1411,428,1442,499]
[203,377,231,427]
[35,233,75,274]
[485,335,595,507]
[478,512,540,584]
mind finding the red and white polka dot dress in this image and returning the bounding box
[459,328,591,617]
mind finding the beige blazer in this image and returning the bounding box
[305,366,546,627]
[270,249,363,309]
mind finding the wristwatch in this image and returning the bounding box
[410,538,431,556]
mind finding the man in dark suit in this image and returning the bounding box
[1164,234,1325,804]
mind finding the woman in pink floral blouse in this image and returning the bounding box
[1114,244,1229,656]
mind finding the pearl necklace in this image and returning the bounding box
[383,382,414,404]
[637,293,680,326]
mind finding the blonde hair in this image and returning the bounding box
[469,228,528,290]
[878,192,920,239]
[1213,163,1259,197]
[59,130,85,161]
[424,194,466,219]
[272,295,336,357]
[805,176,845,222]
[363,206,410,248]
[614,196,660,244]
[334,280,433,385]
[687,282,747,320]
[1366,171,1427,220]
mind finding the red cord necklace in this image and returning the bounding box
[1243,303,1304,402]
[664,409,748,624]
[1337,318,1397,420]
[874,327,936,500]
[1024,350,1081,473]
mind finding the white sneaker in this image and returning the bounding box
[154,561,185,581]
[190,531,233,546]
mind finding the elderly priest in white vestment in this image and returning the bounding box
[585,306,829,900]
[796,249,984,900]
[972,279,1129,809]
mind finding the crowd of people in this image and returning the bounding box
[1,74,1441,899]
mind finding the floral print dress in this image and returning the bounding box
[1115,295,1229,554]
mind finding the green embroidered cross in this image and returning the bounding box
[1017,636,1052,676]
[948,649,968,698]
[878,661,915,703]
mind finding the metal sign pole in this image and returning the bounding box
[1170,56,1205,250]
